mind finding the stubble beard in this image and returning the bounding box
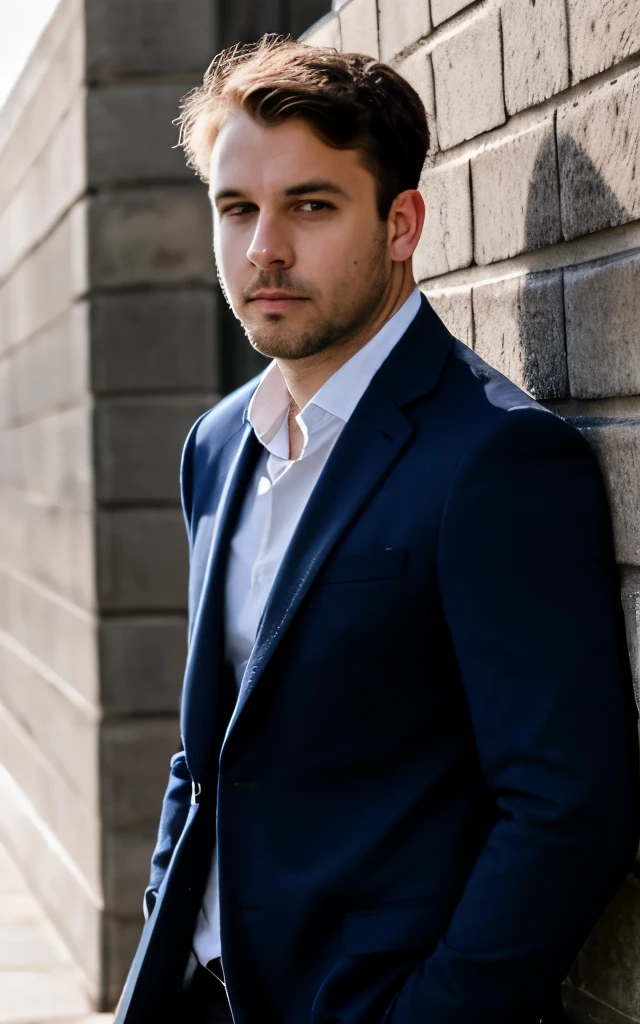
[221,235,390,361]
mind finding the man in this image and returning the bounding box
[116,36,639,1024]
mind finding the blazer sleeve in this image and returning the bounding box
[390,408,640,1023]
[143,414,207,919]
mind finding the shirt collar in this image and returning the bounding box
[247,287,421,458]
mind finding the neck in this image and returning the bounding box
[277,266,416,411]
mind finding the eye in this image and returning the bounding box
[221,203,256,217]
[298,200,332,213]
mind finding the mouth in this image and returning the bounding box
[247,292,309,312]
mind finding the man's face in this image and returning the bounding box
[209,110,393,360]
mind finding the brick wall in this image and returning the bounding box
[306,2,640,1021]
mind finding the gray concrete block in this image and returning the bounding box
[0,560,98,701]
[472,270,568,400]
[90,289,218,394]
[339,0,378,57]
[579,421,640,567]
[8,303,89,426]
[558,70,640,242]
[430,0,475,28]
[301,13,342,47]
[565,250,640,400]
[9,406,93,511]
[2,201,87,350]
[0,89,86,284]
[0,12,84,220]
[102,915,145,1009]
[378,0,431,60]
[564,873,640,1020]
[414,160,472,279]
[0,702,101,893]
[94,396,212,504]
[567,0,640,84]
[99,616,186,715]
[87,83,196,186]
[102,829,157,919]
[423,286,473,348]
[621,570,640,712]
[472,119,561,265]
[85,0,216,79]
[96,509,188,612]
[396,46,438,153]
[431,8,505,150]
[0,639,98,811]
[0,490,96,614]
[88,187,215,289]
[0,763,102,995]
[100,718,180,830]
[501,0,570,116]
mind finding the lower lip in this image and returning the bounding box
[250,297,307,312]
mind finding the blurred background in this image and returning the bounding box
[1,0,639,1021]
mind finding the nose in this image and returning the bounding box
[246,213,294,271]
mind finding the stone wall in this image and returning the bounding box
[304,1,640,1020]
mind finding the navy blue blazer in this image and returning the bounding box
[116,297,639,1024]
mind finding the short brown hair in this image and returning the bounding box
[177,34,429,220]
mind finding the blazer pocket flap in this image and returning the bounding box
[342,898,445,955]
[321,548,407,585]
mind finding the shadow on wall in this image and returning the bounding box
[520,139,639,1021]
[517,135,626,403]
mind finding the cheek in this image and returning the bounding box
[214,225,249,288]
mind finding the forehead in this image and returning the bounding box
[208,109,366,195]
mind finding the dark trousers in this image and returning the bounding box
[183,959,233,1023]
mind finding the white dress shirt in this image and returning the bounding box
[192,287,421,966]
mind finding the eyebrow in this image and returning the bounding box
[212,180,349,204]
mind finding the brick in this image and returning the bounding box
[99,616,186,714]
[102,916,145,1007]
[621,570,640,711]
[378,0,431,61]
[1,201,87,351]
[7,406,93,510]
[96,508,188,612]
[0,12,84,218]
[0,765,102,992]
[567,0,640,84]
[396,46,438,153]
[301,13,342,48]
[0,562,98,701]
[565,250,640,400]
[91,289,217,394]
[472,271,567,400]
[0,639,98,810]
[339,0,378,58]
[558,70,640,241]
[501,0,570,116]
[423,286,473,348]
[0,90,85,283]
[102,829,158,919]
[0,491,96,614]
[94,396,212,504]
[414,160,472,280]
[0,703,101,893]
[579,420,640,566]
[472,120,561,265]
[430,0,475,28]
[100,718,180,830]
[565,873,640,1019]
[88,187,215,289]
[87,83,195,186]
[8,303,89,425]
[432,9,505,150]
[85,0,215,79]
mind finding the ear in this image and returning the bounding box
[388,189,425,263]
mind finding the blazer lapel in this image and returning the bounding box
[181,422,261,779]
[224,297,453,738]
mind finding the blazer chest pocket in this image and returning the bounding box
[342,897,447,956]
[320,548,407,585]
